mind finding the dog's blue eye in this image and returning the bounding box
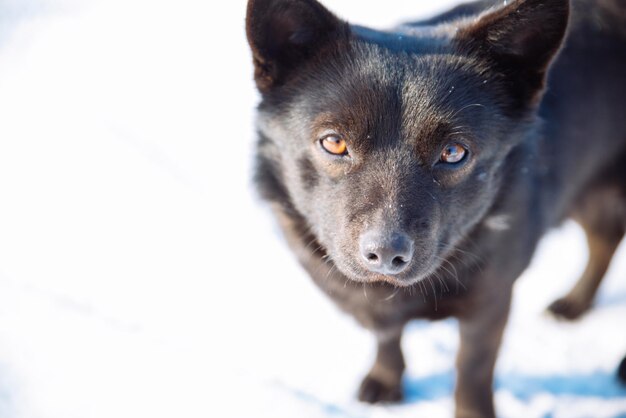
[440,143,467,164]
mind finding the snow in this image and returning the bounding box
[0,0,625,417]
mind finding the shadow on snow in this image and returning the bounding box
[403,369,626,403]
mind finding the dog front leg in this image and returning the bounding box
[358,327,405,403]
[454,289,511,418]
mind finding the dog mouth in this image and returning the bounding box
[364,273,421,288]
[333,251,441,288]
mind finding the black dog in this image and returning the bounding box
[246,0,626,416]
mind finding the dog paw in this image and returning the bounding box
[358,374,403,404]
[547,296,590,320]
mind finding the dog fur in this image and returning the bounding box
[246,0,626,416]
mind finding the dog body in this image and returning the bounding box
[246,0,626,416]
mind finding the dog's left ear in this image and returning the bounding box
[456,0,570,110]
[246,0,347,93]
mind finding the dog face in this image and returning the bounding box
[247,0,568,286]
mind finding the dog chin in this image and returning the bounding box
[368,274,422,288]
[337,263,434,288]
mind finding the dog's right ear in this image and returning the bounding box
[246,0,347,93]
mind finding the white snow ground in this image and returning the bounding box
[0,0,625,417]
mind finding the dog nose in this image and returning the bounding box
[359,231,414,275]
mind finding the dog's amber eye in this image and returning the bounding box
[441,143,467,164]
[320,135,348,156]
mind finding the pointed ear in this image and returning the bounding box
[456,0,569,108]
[246,0,347,92]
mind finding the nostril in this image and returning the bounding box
[359,230,414,275]
[392,256,407,267]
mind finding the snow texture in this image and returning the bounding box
[0,1,625,417]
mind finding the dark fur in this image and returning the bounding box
[246,0,626,416]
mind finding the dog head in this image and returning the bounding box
[247,0,569,286]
